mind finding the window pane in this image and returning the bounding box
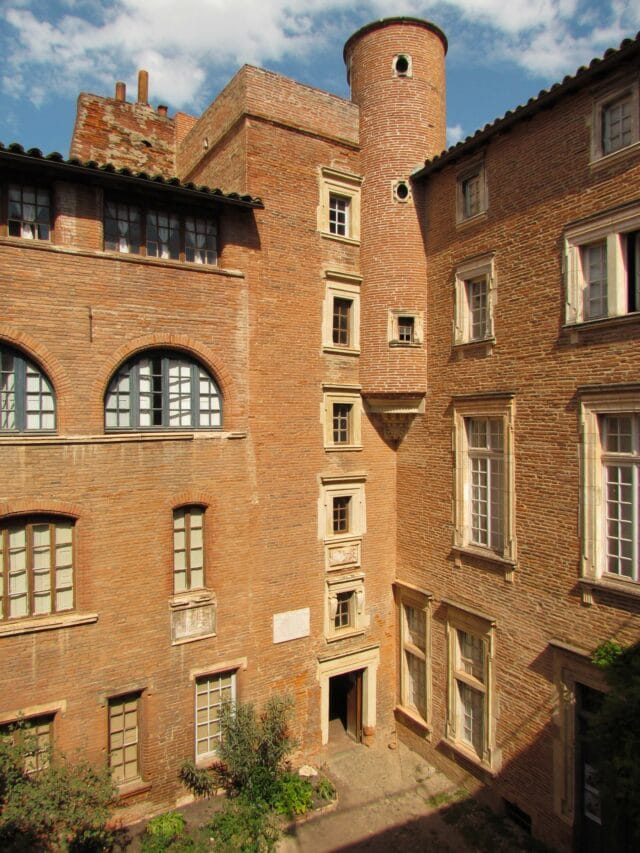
[602,96,633,154]
[332,298,351,346]
[329,195,349,236]
[8,184,50,240]
[185,217,217,265]
[457,630,485,682]
[582,242,608,320]
[404,604,426,652]
[109,695,139,782]
[406,650,427,719]
[458,682,484,756]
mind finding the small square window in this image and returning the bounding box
[325,574,366,640]
[456,162,486,223]
[7,184,50,240]
[591,83,639,162]
[320,476,366,542]
[388,310,423,346]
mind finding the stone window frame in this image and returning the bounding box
[325,572,367,642]
[0,344,56,433]
[590,77,640,164]
[318,168,362,244]
[2,182,51,241]
[322,270,361,355]
[322,385,362,451]
[445,602,500,772]
[456,158,487,224]
[388,309,423,347]
[563,202,640,327]
[452,394,517,569]
[0,515,75,622]
[394,582,432,731]
[453,253,496,347]
[578,386,640,602]
[392,53,413,78]
[104,349,223,432]
[104,198,218,265]
[318,474,366,543]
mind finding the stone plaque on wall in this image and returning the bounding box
[171,602,216,644]
[273,608,310,644]
[325,539,361,571]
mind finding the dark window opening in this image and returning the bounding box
[398,316,415,343]
[626,231,639,313]
[394,55,410,75]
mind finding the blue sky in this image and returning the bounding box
[1,1,639,157]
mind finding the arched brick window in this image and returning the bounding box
[0,345,55,432]
[105,350,222,430]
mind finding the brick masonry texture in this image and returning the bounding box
[1,16,639,851]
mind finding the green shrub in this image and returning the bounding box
[315,777,336,801]
[178,760,219,798]
[272,773,313,818]
[141,811,186,851]
[207,797,279,852]
[0,722,116,851]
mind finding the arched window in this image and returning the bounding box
[105,351,222,430]
[0,516,74,620]
[0,346,56,432]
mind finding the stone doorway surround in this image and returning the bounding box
[317,644,380,745]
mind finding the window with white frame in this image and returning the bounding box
[580,390,640,588]
[108,693,141,784]
[323,271,361,354]
[453,395,516,563]
[446,607,497,767]
[591,82,639,161]
[105,350,222,431]
[0,517,74,621]
[322,387,362,450]
[453,254,495,345]
[325,574,366,641]
[388,310,423,347]
[396,587,430,725]
[456,161,486,222]
[173,506,205,593]
[565,204,640,325]
[319,168,362,242]
[0,346,55,432]
[195,670,236,760]
[7,184,50,240]
[104,201,217,265]
[319,476,366,542]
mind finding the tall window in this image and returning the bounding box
[454,254,495,345]
[323,273,361,355]
[0,517,74,621]
[602,95,633,155]
[600,414,640,581]
[173,506,204,592]
[105,351,222,430]
[333,297,352,346]
[467,418,504,552]
[7,184,50,240]
[0,346,55,432]
[453,629,487,756]
[195,671,236,759]
[109,694,141,783]
[581,242,608,320]
[333,496,351,534]
[398,596,429,723]
[457,163,486,222]
[326,575,365,640]
[329,195,349,237]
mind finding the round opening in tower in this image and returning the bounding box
[394,181,411,202]
[393,54,411,76]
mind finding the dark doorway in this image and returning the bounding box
[576,683,606,853]
[329,669,363,742]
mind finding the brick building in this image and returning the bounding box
[1,15,639,850]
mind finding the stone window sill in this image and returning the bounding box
[563,311,640,341]
[394,705,431,736]
[326,628,365,644]
[578,575,640,606]
[323,346,360,357]
[442,738,498,778]
[452,545,516,580]
[0,612,98,638]
[320,232,360,247]
[116,779,152,801]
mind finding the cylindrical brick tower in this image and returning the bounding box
[344,18,447,404]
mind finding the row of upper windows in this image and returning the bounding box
[0,668,237,785]
[3,183,218,265]
[452,392,640,589]
[0,505,206,622]
[0,346,222,434]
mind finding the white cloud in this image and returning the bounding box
[446,124,465,146]
[1,0,639,111]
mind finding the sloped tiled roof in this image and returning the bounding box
[0,142,264,209]
[413,31,640,179]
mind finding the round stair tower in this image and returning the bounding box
[344,18,447,419]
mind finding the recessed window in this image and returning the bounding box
[564,204,640,325]
[320,476,366,542]
[456,162,486,223]
[104,351,222,431]
[393,181,411,202]
[7,184,50,240]
[0,517,74,621]
[0,715,54,773]
[454,253,496,346]
[333,496,351,534]
[0,346,55,432]
[173,506,205,593]
[105,201,217,265]
[393,54,412,77]
[319,168,362,243]
[323,272,361,355]
[334,590,353,629]
[326,574,366,640]
[591,83,639,161]
[195,670,236,760]
[388,310,423,346]
[323,388,362,450]
[453,396,516,565]
[109,693,141,784]
[397,589,430,725]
